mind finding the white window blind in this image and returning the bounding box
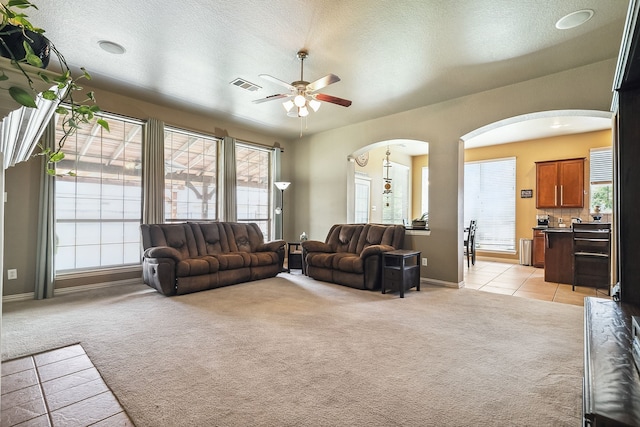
[421,166,429,217]
[464,157,516,252]
[590,147,612,184]
[590,147,613,213]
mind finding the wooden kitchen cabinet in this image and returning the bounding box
[544,230,574,284]
[536,158,585,208]
[532,229,545,268]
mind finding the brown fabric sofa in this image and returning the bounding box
[141,222,285,296]
[302,223,405,290]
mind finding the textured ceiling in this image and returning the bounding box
[26,0,628,140]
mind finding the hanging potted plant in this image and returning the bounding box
[0,0,109,174]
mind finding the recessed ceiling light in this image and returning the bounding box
[98,40,126,55]
[555,9,594,30]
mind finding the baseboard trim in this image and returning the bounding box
[420,277,463,289]
[3,278,143,303]
[55,278,142,296]
[476,256,519,264]
[3,292,35,302]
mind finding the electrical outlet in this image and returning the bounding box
[7,269,17,280]
[422,258,428,266]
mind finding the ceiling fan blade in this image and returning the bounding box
[306,74,341,93]
[252,94,290,104]
[314,93,352,107]
[259,74,295,91]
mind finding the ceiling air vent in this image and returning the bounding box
[230,78,261,92]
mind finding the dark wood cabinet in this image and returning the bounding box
[536,158,585,208]
[573,223,611,294]
[532,229,545,268]
[544,231,573,284]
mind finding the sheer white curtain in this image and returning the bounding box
[222,136,237,221]
[34,120,56,299]
[142,118,165,224]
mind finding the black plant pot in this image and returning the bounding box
[0,24,50,68]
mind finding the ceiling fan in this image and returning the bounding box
[253,50,352,118]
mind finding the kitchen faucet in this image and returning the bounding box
[571,217,582,223]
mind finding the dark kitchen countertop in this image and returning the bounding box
[533,223,611,232]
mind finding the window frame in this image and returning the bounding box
[163,126,220,223]
[235,141,273,239]
[464,157,516,253]
[54,111,144,275]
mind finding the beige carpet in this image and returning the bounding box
[2,274,584,426]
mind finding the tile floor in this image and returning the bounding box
[1,344,133,427]
[464,260,611,306]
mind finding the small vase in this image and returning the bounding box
[300,232,307,242]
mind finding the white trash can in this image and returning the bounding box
[520,239,533,265]
[519,238,532,266]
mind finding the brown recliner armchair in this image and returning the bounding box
[302,223,405,290]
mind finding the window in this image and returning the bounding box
[164,127,218,221]
[354,173,371,223]
[464,157,516,252]
[421,166,429,218]
[55,113,143,272]
[382,161,409,224]
[590,147,613,213]
[236,143,272,238]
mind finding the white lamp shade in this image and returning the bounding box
[283,100,294,112]
[309,99,321,112]
[294,94,306,107]
[298,106,309,117]
[275,181,291,190]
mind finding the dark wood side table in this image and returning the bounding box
[287,242,303,272]
[382,249,421,298]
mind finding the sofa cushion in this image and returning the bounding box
[215,252,251,270]
[195,222,224,254]
[176,256,218,277]
[142,224,199,259]
[337,224,362,253]
[331,252,363,273]
[306,252,335,268]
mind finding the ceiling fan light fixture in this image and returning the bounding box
[283,100,294,112]
[298,106,309,117]
[294,94,306,107]
[309,99,321,112]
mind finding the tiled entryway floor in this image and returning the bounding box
[1,344,133,427]
[465,260,611,306]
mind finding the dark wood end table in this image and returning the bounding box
[382,249,421,298]
[287,242,303,272]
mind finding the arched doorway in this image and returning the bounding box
[347,139,429,224]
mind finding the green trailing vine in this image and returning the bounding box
[0,0,109,175]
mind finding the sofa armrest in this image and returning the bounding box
[143,246,183,262]
[257,240,285,252]
[360,244,395,259]
[301,240,333,253]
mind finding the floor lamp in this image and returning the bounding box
[274,181,290,240]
